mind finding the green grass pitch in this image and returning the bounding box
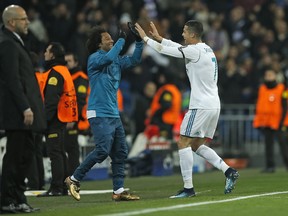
[12,168,288,216]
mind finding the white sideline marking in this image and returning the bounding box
[99,191,288,216]
[25,190,113,196]
[25,188,130,196]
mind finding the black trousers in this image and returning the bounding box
[1,130,34,206]
[262,128,288,169]
[45,127,68,193]
[64,128,80,175]
[26,133,45,190]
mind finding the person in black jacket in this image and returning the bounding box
[37,42,78,197]
[0,5,46,214]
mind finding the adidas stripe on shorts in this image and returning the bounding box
[180,109,220,139]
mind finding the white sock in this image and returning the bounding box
[71,175,79,182]
[114,187,124,194]
[196,144,229,173]
[179,147,194,189]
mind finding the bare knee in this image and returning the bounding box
[177,135,190,149]
[177,135,206,151]
[191,143,202,152]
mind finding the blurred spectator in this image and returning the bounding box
[27,7,49,44]
[146,72,182,140]
[67,11,90,69]
[125,40,170,94]
[234,0,267,12]
[133,0,161,21]
[225,6,249,44]
[219,58,247,104]
[132,81,157,140]
[247,21,265,60]
[185,0,209,33]
[169,10,186,43]
[253,68,288,173]
[45,3,73,48]
[205,15,230,62]
[274,19,288,58]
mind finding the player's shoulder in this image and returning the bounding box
[186,42,210,50]
[196,43,213,52]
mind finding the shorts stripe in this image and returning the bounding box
[185,109,197,136]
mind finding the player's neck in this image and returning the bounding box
[190,39,202,45]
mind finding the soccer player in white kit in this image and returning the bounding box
[134,20,239,198]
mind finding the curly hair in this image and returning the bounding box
[86,26,106,55]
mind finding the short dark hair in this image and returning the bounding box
[86,26,106,55]
[49,42,65,61]
[65,52,79,63]
[185,20,203,38]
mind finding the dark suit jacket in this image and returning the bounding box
[0,25,46,132]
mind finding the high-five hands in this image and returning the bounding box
[134,23,147,40]
[135,22,163,43]
[118,28,127,40]
[127,22,142,42]
[148,22,163,42]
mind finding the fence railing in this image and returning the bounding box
[215,104,264,156]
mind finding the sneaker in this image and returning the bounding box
[224,168,239,194]
[15,203,40,213]
[169,188,196,198]
[1,203,17,213]
[65,176,81,201]
[112,191,140,201]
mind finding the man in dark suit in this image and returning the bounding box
[0,5,46,213]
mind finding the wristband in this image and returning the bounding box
[143,36,149,43]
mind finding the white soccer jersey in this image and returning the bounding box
[147,38,220,109]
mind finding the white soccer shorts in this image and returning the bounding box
[180,109,220,139]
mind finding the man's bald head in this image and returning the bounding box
[2,5,24,25]
[2,5,29,35]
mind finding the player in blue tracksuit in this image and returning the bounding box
[65,25,144,201]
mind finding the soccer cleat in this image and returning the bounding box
[169,188,196,198]
[224,168,239,194]
[65,176,81,201]
[112,191,140,201]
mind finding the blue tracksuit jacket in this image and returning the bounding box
[87,39,144,117]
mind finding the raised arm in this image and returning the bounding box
[135,23,199,60]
